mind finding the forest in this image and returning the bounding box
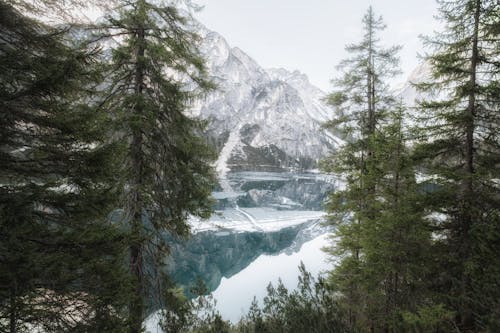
[0,0,499,332]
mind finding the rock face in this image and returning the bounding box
[193,28,433,174]
[193,29,343,173]
[394,62,433,107]
[392,62,434,131]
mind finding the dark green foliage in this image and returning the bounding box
[321,1,499,332]
[324,6,400,142]
[323,105,435,333]
[147,279,231,333]
[356,106,434,332]
[319,5,464,331]
[250,263,349,333]
[0,2,130,332]
[99,0,217,331]
[414,0,500,330]
[187,282,231,333]
[186,264,349,333]
[321,7,422,332]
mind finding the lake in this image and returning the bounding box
[146,171,338,332]
[212,233,331,322]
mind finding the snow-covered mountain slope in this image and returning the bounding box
[394,62,433,107]
[193,26,433,177]
[393,62,435,131]
[193,29,343,173]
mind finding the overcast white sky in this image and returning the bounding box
[194,0,441,91]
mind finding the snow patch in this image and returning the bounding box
[194,26,344,164]
[215,128,242,192]
[190,208,325,233]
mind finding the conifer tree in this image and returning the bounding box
[9,0,115,22]
[360,104,432,332]
[0,2,131,332]
[100,1,216,331]
[225,265,348,333]
[414,0,500,330]
[321,7,401,330]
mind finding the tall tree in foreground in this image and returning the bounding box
[0,2,130,332]
[101,1,216,331]
[321,7,401,330]
[360,104,433,332]
[414,0,500,330]
[8,0,116,23]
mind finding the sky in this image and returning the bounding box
[194,0,441,91]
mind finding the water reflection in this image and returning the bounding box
[146,171,337,331]
[213,234,330,322]
[145,234,331,332]
[165,221,322,294]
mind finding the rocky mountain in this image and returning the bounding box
[392,62,434,132]
[394,62,433,107]
[191,29,344,175]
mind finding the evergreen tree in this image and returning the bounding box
[100,1,216,331]
[9,0,115,22]
[0,2,131,332]
[414,0,500,330]
[225,264,348,333]
[360,104,433,332]
[321,6,401,330]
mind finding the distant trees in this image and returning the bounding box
[182,264,349,333]
[0,2,130,332]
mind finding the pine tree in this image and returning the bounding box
[8,0,115,22]
[100,1,216,331]
[321,7,401,330]
[227,265,348,333]
[360,104,433,332]
[0,2,131,332]
[414,0,500,330]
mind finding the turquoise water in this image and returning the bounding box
[145,234,332,332]
[213,233,331,322]
[145,171,337,332]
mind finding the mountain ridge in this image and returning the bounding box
[193,28,343,175]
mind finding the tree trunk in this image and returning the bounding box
[129,237,144,333]
[366,11,375,139]
[460,0,480,330]
[129,7,146,332]
[365,9,376,198]
[465,0,479,193]
[9,285,16,333]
